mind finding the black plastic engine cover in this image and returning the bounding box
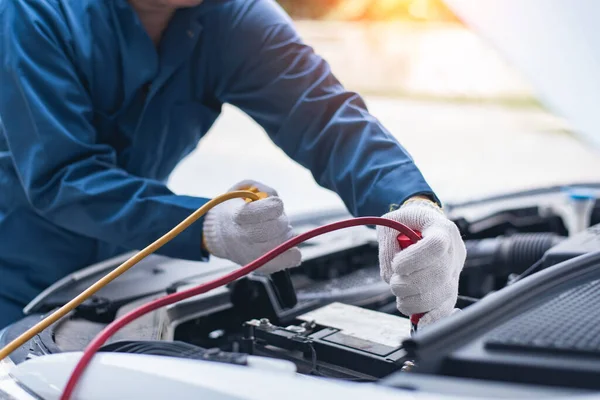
[543,224,600,267]
[394,250,600,390]
[485,279,600,356]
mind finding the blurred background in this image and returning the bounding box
[169,0,600,214]
[275,0,528,102]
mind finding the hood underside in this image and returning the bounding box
[444,0,600,149]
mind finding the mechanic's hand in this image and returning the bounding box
[377,198,466,328]
[202,180,302,274]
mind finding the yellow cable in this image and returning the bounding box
[0,190,260,361]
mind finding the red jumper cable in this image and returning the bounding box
[61,217,423,400]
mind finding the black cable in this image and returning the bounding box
[457,295,479,306]
[305,343,376,382]
[510,259,544,284]
[308,343,319,376]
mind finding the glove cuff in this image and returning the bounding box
[401,198,444,215]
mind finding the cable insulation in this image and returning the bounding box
[510,259,544,284]
[61,217,418,399]
[0,190,260,362]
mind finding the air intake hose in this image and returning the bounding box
[464,233,565,275]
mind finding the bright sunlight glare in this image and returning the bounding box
[326,0,458,22]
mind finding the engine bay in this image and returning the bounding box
[2,184,600,398]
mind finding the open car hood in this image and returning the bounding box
[444,0,600,149]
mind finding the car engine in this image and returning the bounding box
[1,184,600,398]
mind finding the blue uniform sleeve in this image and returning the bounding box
[216,0,440,217]
[0,1,208,261]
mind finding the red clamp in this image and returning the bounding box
[397,232,422,250]
[397,231,425,332]
[410,313,425,326]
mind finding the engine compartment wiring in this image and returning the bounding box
[61,216,419,400]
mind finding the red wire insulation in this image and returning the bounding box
[60,217,419,400]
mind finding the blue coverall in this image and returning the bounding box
[0,0,437,328]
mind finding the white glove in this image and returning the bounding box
[203,180,302,274]
[377,199,466,328]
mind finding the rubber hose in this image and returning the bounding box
[464,233,564,275]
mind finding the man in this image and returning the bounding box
[0,0,466,329]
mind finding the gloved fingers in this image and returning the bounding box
[232,197,284,225]
[376,225,401,283]
[379,263,393,285]
[213,197,246,214]
[230,179,279,197]
[417,298,459,328]
[390,272,458,316]
[396,285,457,316]
[377,213,453,283]
[241,217,293,244]
[376,225,402,251]
[389,226,452,275]
[388,274,420,300]
[254,247,302,275]
[391,258,452,292]
[396,296,421,318]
